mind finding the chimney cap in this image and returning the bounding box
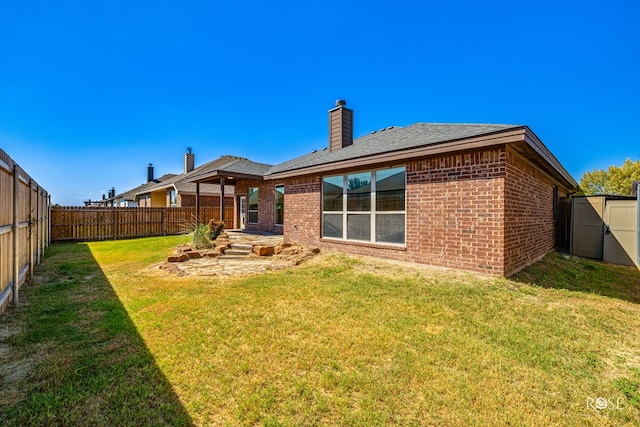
[335,99,346,107]
[186,147,192,154]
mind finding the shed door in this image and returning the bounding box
[604,200,638,266]
[572,197,604,259]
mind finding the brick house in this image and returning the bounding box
[190,100,577,276]
[135,150,237,210]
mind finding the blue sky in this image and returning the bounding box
[1,0,638,205]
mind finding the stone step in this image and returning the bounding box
[219,254,250,260]
[224,249,251,256]
[230,243,253,251]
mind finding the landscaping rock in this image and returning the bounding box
[253,245,274,257]
[184,250,202,259]
[176,244,192,253]
[274,242,292,254]
[168,254,189,263]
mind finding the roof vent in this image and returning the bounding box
[336,99,346,107]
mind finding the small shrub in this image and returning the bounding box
[207,219,225,241]
[193,224,211,249]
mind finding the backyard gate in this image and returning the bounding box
[571,195,639,267]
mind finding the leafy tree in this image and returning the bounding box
[347,177,370,190]
[579,158,640,195]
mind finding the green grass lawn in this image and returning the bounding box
[1,236,640,426]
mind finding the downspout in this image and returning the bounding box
[195,183,200,224]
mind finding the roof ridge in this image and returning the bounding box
[412,122,521,127]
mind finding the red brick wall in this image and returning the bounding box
[280,149,507,275]
[503,148,555,275]
[235,180,284,233]
[403,150,506,274]
[238,146,565,276]
[282,176,322,244]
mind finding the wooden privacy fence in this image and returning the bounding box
[0,148,50,315]
[51,206,235,242]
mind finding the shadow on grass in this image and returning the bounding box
[512,251,640,304]
[0,242,193,426]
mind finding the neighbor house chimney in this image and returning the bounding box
[328,99,353,151]
[147,163,154,182]
[184,147,195,173]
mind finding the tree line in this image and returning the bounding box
[579,158,640,195]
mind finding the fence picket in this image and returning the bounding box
[50,206,235,242]
[0,149,50,315]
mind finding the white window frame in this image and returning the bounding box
[322,166,406,245]
[248,187,259,224]
[274,185,284,226]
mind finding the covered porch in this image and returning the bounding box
[188,160,270,230]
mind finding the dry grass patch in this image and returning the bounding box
[2,238,640,426]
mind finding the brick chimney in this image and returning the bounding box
[329,100,353,151]
[184,147,195,173]
[147,163,154,182]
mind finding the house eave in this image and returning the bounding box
[522,127,577,189]
[189,170,265,184]
[265,127,576,191]
[266,128,528,180]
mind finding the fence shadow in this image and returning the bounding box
[0,243,193,425]
[512,251,640,305]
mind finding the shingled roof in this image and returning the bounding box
[139,155,254,196]
[188,155,273,183]
[267,123,521,175]
[187,121,575,188]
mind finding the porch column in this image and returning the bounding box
[195,182,200,224]
[219,177,225,226]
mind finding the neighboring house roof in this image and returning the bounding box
[112,173,177,202]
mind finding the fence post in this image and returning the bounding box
[112,209,117,240]
[12,164,19,305]
[29,180,34,277]
[47,195,51,248]
[162,209,167,236]
[37,187,42,264]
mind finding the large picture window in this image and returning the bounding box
[274,185,284,226]
[248,187,259,224]
[322,166,405,244]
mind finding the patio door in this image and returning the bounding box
[238,195,246,229]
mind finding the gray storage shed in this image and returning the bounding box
[571,194,639,267]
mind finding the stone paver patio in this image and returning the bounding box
[149,231,318,277]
